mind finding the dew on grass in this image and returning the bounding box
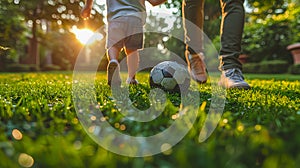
[255,125,262,131]
[88,125,95,133]
[72,118,78,124]
[88,125,101,135]
[12,104,17,112]
[161,143,172,155]
[18,153,34,168]
[237,125,244,132]
[90,115,96,121]
[74,140,82,150]
[171,113,179,120]
[223,118,228,124]
[12,129,23,140]
[48,104,53,111]
[100,117,106,122]
[114,123,120,128]
[120,124,126,131]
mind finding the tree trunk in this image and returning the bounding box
[28,20,39,70]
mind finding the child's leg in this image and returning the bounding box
[122,16,143,84]
[107,46,121,62]
[107,46,122,86]
[125,48,139,81]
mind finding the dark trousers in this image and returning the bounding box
[182,0,245,70]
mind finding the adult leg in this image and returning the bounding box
[182,0,205,54]
[218,0,250,89]
[219,0,244,70]
[182,0,207,83]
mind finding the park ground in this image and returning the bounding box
[0,72,299,168]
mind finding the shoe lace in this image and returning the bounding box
[225,68,244,81]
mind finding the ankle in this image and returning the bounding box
[109,59,119,64]
[128,75,135,80]
[126,78,138,84]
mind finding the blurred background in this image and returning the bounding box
[0,0,300,74]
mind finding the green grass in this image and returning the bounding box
[0,72,299,168]
[245,73,300,81]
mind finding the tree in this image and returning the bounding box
[246,0,290,22]
[0,0,27,66]
[5,0,104,69]
[242,1,300,63]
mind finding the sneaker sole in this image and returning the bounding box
[107,62,121,87]
[228,85,251,90]
[218,81,251,90]
[189,70,207,84]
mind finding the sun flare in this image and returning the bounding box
[71,26,103,45]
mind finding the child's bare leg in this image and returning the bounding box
[125,48,139,81]
[107,46,122,86]
[107,46,121,62]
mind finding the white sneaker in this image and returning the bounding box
[219,68,250,89]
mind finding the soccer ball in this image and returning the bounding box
[149,61,190,93]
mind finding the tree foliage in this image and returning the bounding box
[242,2,300,63]
[166,0,299,65]
[0,0,104,69]
[11,0,103,30]
[1,0,299,70]
[0,0,27,64]
[246,0,290,21]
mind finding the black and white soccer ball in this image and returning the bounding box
[149,61,190,93]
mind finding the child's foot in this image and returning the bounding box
[107,60,121,87]
[126,77,139,85]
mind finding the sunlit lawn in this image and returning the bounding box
[0,72,299,168]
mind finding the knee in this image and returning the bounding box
[184,0,204,7]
